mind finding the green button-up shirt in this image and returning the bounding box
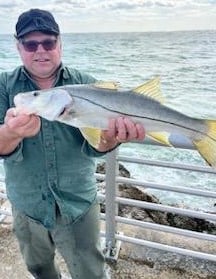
[0,65,106,228]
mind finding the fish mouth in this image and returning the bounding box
[57,101,74,118]
[59,107,66,116]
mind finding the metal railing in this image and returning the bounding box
[95,147,216,262]
[0,139,216,263]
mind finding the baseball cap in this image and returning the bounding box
[15,8,60,38]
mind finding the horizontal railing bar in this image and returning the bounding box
[116,177,216,198]
[0,209,11,216]
[116,216,216,241]
[118,156,216,174]
[101,230,216,262]
[100,230,216,262]
[100,213,216,242]
[115,233,216,262]
[0,214,7,223]
[96,174,216,199]
[95,173,105,180]
[0,192,7,199]
[2,174,215,200]
[116,196,216,221]
[98,193,216,221]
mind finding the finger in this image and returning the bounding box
[105,118,117,138]
[136,123,145,140]
[5,107,29,124]
[5,107,18,118]
[116,117,127,141]
[5,114,38,130]
[20,115,40,130]
[108,118,117,138]
[9,115,40,137]
[123,118,138,140]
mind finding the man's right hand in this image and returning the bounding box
[4,107,41,139]
[0,108,41,155]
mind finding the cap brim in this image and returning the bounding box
[16,26,59,38]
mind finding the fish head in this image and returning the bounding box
[14,88,73,121]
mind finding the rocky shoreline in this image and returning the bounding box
[96,162,216,278]
[96,162,216,234]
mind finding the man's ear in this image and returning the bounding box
[16,41,21,52]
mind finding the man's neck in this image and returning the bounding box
[33,75,56,89]
[24,65,61,89]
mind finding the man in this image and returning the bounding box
[0,9,145,279]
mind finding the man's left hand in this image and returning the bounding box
[98,117,145,152]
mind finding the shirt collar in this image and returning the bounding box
[18,63,70,81]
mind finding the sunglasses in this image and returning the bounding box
[20,38,58,52]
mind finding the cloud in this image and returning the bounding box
[104,0,216,10]
[108,2,140,10]
[0,0,24,8]
[14,0,215,17]
[0,0,215,33]
[45,0,216,32]
[0,0,26,18]
[53,0,87,8]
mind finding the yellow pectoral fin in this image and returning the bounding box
[193,120,216,168]
[80,127,102,149]
[147,132,172,146]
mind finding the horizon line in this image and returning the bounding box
[0,28,215,36]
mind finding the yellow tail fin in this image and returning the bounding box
[193,120,216,168]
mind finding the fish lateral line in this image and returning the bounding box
[66,94,209,137]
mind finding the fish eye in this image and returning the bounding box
[33,92,40,97]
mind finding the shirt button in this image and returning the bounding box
[48,163,54,168]
[45,141,51,147]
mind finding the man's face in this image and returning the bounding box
[17,31,62,79]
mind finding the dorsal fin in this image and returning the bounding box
[93,81,119,90]
[132,77,165,103]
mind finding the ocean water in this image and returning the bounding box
[0,30,216,211]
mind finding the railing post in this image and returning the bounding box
[104,148,121,261]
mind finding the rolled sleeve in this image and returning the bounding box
[0,142,23,162]
[0,72,23,162]
[81,140,119,158]
[0,73,9,124]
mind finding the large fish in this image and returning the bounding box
[14,77,216,168]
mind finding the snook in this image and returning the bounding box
[14,78,216,168]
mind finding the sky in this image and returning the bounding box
[0,0,215,34]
